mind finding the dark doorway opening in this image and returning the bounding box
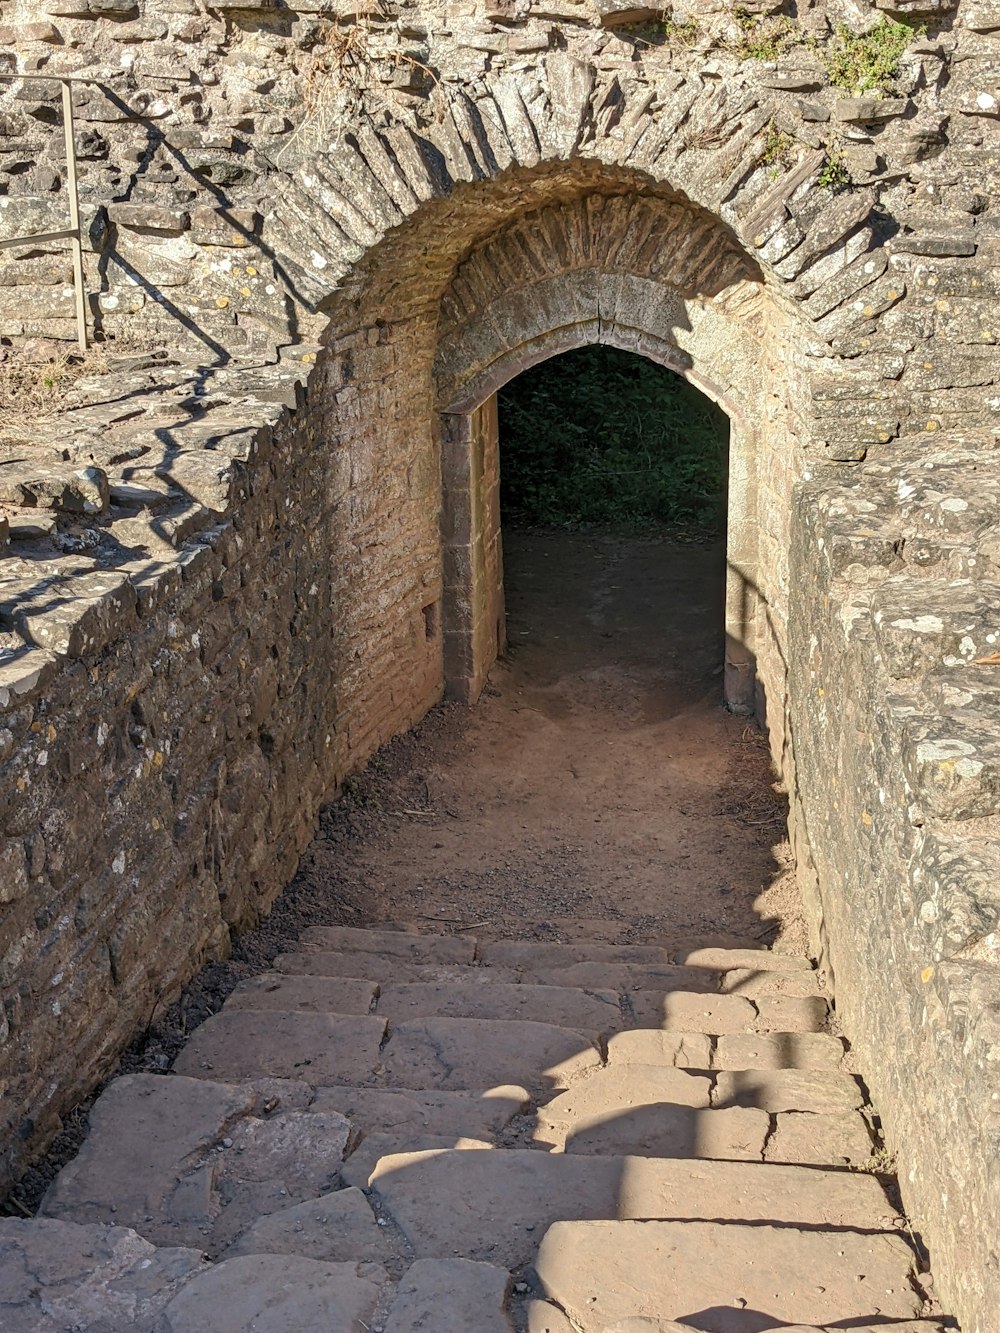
[497,345,730,533]
[494,345,733,712]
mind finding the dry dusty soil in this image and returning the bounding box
[7,527,805,1212]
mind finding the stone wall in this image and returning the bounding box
[0,347,444,1192]
[2,1,1000,1328]
[787,434,1000,1330]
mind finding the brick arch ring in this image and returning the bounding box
[432,195,781,717]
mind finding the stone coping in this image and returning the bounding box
[0,348,317,714]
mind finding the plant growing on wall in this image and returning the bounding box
[497,347,729,531]
[824,18,924,94]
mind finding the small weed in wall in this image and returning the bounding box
[817,153,851,191]
[729,7,797,61]
[761,123,798,178]
[824,18,924,94]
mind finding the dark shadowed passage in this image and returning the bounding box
[281,348,800,949]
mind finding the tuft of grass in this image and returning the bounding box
[624,17,700,48]
[761,122,798,176]
[729,7,797,61]
[824,18,924,94]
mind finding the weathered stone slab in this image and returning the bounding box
[40,1074,352,1250]
[552,1101,769,1162]
[379,1017,601,1091]
[0,1218,206,1332]
[298,926,476,963]
[766,1111,876,1166]
[606,1030,713,1068]
[712,1032,846,1071]
[159,1254,390,1333]
[224,973,379,1014]
[539,962,722,993]
[172,1012,387,1085]
[535,1220,922,1330]
[626,991,756,1033]
[383,1257,512,1332]
[713,1069,865,1114]
[377,981,622,1031]
[227,1186,400,1263]
[535,1064,720,1154]
[752,995,829,1032]
[369,1149,901,1268]
[311,1084,529,1138]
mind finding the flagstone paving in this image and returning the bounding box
[0,925,950,1331]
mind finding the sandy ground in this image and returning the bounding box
[7,527,805,1213]
[306,528,802,949]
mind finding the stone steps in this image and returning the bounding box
[1,928,940,1331]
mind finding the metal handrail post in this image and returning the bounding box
[60,78,87,353]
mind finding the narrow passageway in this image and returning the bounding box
[299,526,800,954]
[0,356,952,1331]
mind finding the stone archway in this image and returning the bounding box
[431,193,779,717]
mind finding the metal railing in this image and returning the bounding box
[0,74,90,351]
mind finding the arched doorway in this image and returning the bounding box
[434,194,771,715]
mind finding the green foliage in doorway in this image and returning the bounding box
[497,345,729,531]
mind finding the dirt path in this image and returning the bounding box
[300,527,803,950]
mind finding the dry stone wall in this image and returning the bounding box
[1,0,1000,1327]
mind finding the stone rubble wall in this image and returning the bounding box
[0,348,444,1197]
[0,1,999,1328]
[787,433,1000,1331]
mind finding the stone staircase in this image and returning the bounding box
[0,926,949,1332]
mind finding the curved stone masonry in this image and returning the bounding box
[1,0,1000,1327]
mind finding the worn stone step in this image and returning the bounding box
[172,1010,388,1086]
[225,973,379,1014]
[276,950,522,984]
[298,925,476,963]
[624,990,828,1034]
[310,1085,529,1138]
[477,940,677,967]
[533,1064,874,1164]
[367,1148,901,1269]
[720,966,826,998]
[379,1016,602,1091]
[670,946,815,972]
[538,961,724,994]
[534,1219,922,1330]
[40,1073,354,1253]
[375,980,623,1031]
[174,1008,601,1094]
[607,1028,848,1071]
[713,1068,866,1114]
